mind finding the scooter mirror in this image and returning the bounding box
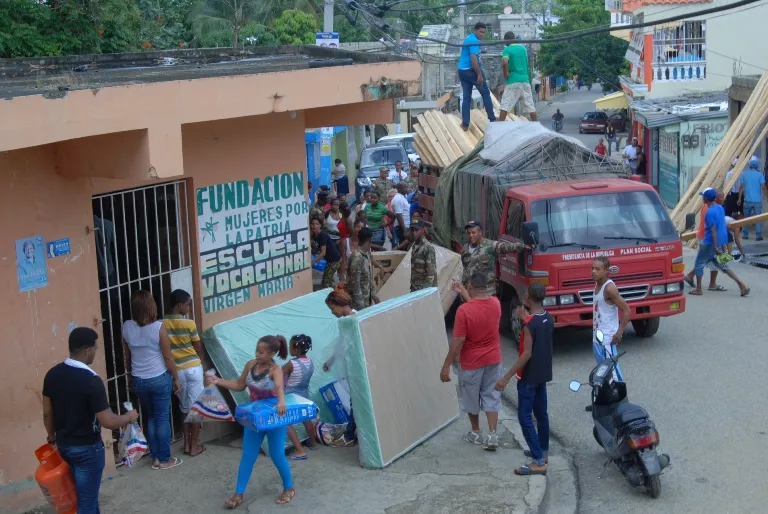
[595,329,604,345]
[569,380,581,392]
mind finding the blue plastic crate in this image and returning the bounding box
[235,394,318,432]
[319,378,351,423]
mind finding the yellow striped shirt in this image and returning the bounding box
[163,315,202,370]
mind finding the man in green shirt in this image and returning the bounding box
[499,32,537,122]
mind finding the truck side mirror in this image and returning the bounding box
[684,213,696,231]
[522,221,539,247]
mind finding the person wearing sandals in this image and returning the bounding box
[206,335,295,508]
[165,289,207,458]
[283,334,319,460]
[122,290,183,471]
[495,283,553,476]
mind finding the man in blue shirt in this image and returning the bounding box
[458,22,496,131]
[737,155,766,240]
[690,188,749,297]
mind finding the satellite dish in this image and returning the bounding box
[503,6,513,14]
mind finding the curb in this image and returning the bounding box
[501,390,579,514]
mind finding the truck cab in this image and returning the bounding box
[496,178,686,338]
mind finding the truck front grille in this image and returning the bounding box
[578,284,649,305]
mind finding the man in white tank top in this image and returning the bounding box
[592,257,630,381]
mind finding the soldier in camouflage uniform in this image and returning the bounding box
[461,220,527,296]
[405,163,420,194]
[309,191,328,225]
[410,221,437,292]
[347,227,378,310]
[373,167,393,199]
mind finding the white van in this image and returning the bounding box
[377,133,420,164]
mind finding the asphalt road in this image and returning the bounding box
[494,86,768,513]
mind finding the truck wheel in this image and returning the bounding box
[632,317,660,338]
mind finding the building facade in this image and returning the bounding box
[0,46,420,512]
[614,0,768,99]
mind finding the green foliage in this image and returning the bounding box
[271,9,317,45]
[537,0,629,90]
[560,83,569,92]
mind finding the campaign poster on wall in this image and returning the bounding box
[16,235,48,292]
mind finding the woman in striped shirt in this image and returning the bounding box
[165,289,206,457]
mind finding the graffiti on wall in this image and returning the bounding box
[197,172,310,314]
[679,118,728,197]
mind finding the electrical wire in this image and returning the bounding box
[348,0,764,46]
[385,0,490,12]
[705,49,766,72]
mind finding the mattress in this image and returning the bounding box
[338,287,459,468]
[376,245,463,314]
[203,287,459,467]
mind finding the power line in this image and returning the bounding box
[348,0,764,46]
[386,0,489,12]
[706,49,766,72]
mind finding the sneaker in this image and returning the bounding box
[464,431,483,445]
[757,237,764,241]
[484,432,499,451]
[743,235,749,240]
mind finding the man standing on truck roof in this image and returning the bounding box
[458,22,497,131]
[410,220,437,292]
[460,221,528,297]
[498,32,538,122]
[591,256,630,384]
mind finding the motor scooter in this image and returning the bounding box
[554,119,563,132]
[569,330,670,498]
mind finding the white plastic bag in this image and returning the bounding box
[185,371,235,423]
[119,402,148,467]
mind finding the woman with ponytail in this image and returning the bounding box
[206,335,295,508]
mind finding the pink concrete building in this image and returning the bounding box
[0,45,420,511]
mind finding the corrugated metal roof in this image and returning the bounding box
[634,108,727,128]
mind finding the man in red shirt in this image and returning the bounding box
[440,272,503,451]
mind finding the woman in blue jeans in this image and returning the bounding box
[123,290,182,470]
[208,335,295,508]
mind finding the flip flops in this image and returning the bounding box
[684,276,695,288]
[708,285,727,292]
[741,287,751,297]
[289,454,308,461]
[524,450,549,464]
[514,463,547,476]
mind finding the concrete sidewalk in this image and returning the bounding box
[31,404,546,514]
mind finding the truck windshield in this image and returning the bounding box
[360,148,405,168]
[531,191,677,249]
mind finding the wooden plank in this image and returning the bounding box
[427,111,464,161]
[423,111,460,163]
[419,194,436,210]
[414,138,440,169]
[441,113,474,154]
[412,140,436,168]
[419,173,440,189]
[682,212,768,241]
[448,115,478,148]
[413,126,441,167]
[471,110,489,133]
[416,113,453,167]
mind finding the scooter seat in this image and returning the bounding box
[612,402,648,426]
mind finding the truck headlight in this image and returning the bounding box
[559,294,576,305]
[542,297,557,307]
[666,282,681,293]
[651,285,666,295]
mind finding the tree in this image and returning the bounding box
[536,0,628,91]
[271,10,317,45]
[189,0,261,49]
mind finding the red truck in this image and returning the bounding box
[421,140,691,338]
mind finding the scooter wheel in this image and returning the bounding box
[645,475,661,498]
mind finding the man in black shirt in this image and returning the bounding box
[43,328,137,514]
[495,282,553,476]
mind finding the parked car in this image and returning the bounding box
[377,133,420,164]
[579,111,627,134]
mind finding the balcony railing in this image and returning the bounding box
[652,61,706,82]
[611,12,632,27]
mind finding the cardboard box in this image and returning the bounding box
[235,394,318,432]
[319,378,352,423]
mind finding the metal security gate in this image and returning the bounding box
[92,180,194,460]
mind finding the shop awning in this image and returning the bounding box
[594,91,629,110]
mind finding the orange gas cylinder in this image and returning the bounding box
[34,444,77,514]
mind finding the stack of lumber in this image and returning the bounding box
[413,95,527,168]
[673,70,768,244]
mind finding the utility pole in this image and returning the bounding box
[324,0,334,32]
